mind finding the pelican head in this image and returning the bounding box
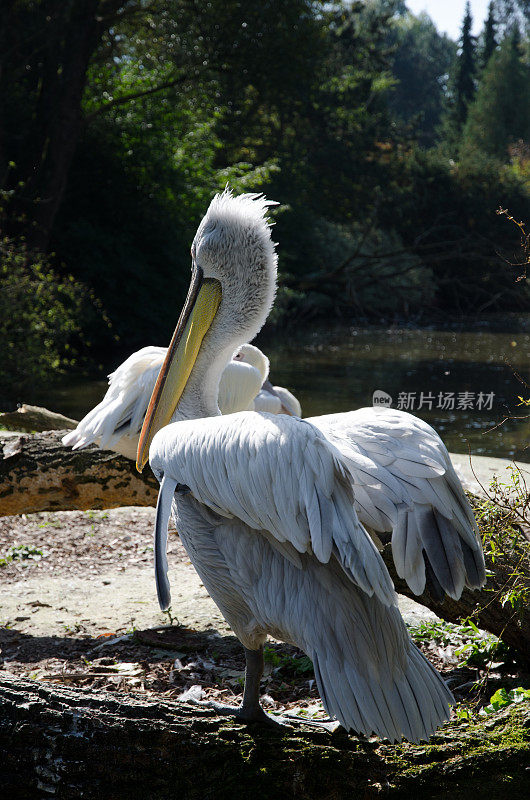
[136,189,278,471]
[233,343,270,384]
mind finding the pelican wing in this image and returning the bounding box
[310,407,485,600]
[252,383,302,416]
[171,497,452,743]
[149,412,396,610]
[273,385,302,416]
[215,515,453,742]
[62,346,166,459]
[251,389,282,414]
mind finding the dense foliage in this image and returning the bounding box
[0,0,529,397]
[0,238,103,403]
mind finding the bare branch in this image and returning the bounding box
[84,75,188,122]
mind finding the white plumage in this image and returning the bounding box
[62,342,300,460]
[311,408,485,601]
[252,382,302,416]
[150,413,453,742]
[135,190,484,742]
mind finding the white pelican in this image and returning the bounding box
[62,343,299,460]
[252,380,301,416]
[136,190,485,742]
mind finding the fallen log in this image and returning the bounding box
[0,430,158,515]
[0,403,78,432]
[0,675,528,800]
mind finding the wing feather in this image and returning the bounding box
[311,407,486,599]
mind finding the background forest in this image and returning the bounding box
[1,0,529,402]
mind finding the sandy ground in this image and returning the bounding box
[450,451,530,496]
[0,506,436,641]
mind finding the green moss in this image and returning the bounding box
[380,706,530,798]
[210,705,529,799]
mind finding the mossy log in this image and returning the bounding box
[0,430,158,516]
[0,675,528,800]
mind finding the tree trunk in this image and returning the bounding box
[20,1,103,251]
[0,676,528,800]
[0,430,528,664]
[0,430,158,515]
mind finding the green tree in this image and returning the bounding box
[461,32,530,162]
[0,238,99,403]
[0,0,325,354]
[453,1,477,130]
[441,1,477,149]
[386,8,456,146]
[0,0,324,253]
[494,0,530,37]
[481,1,498,67]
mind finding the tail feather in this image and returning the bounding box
[313,645,452,742]
[309,606,453,743]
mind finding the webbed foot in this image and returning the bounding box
[187,698,288,728]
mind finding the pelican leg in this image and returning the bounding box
[186,645,284,727]
[239,645,268,720]
[237,648,339,731]
[185,647,339,731]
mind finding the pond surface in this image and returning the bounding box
[37,323,530,462]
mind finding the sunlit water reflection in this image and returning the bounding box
[37,324,530,461]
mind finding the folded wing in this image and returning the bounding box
[62,346,166,459]
[149,412,397,610]
[311,407,485,600]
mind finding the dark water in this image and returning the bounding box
[263,325,530,461]
[37,324,530,461]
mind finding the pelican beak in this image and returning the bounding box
[136,264,222,472]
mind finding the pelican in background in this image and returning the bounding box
[63,343,301,461]
[135,190,485,741]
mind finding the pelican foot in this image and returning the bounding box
[187,698,288,728]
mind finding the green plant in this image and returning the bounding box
[162,607,180,626]
[85,510,109,521]
[408,618,514,670]
[479,686,530,716]
[263,646,314,677]
[454,623,512,670]
[409,620,463,648]
[469,469,530,618]
[454,705,474,721]
[0,544,44,566]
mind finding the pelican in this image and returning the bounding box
[252,380,301,416]
[136,190,485,742]
[62,343,300,461]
